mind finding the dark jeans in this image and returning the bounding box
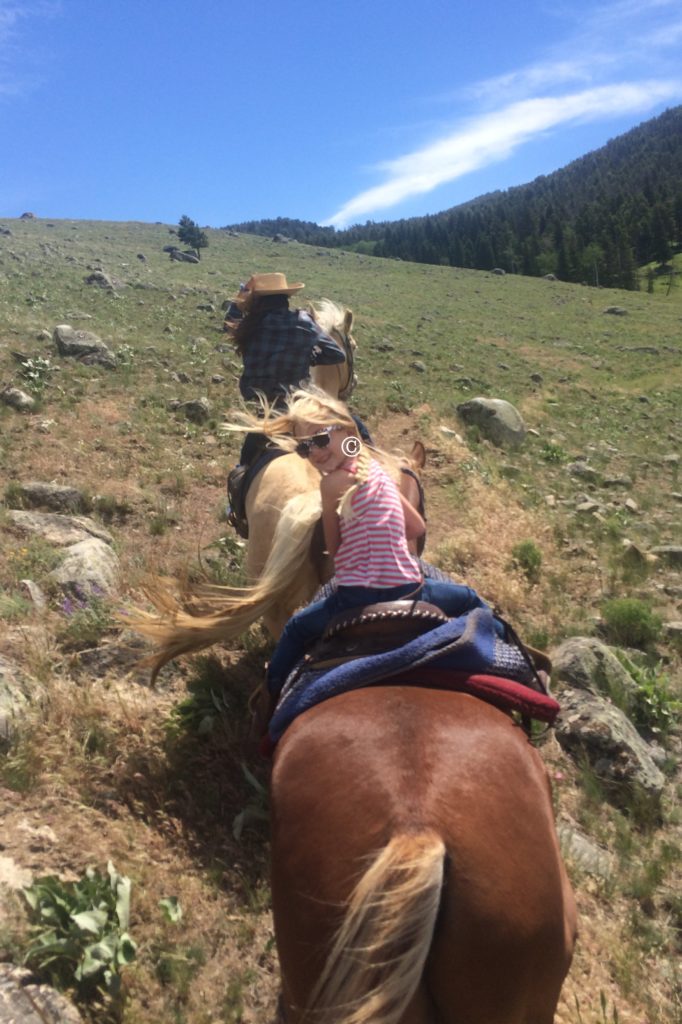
[266,579,501,696]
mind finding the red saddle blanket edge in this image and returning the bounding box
[259,669,561,758]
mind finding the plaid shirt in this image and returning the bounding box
[239,309,345,401]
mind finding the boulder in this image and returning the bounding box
[557,824,613,879]
[177,397,211,424]
[0,965,83,1024]
[567,461,601,484]
[650,545,682,567]
[6,510,113,547]
[554,688,665,808]
[10,482,89,515]
[169,250,199,263]
[83,270,116,290]
[48,537,120,597]
[0,386,35,412]
[53,325,117,369]
[551,636,639,706]
[456,397,526,449]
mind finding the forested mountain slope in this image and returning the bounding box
[226,105,682,289]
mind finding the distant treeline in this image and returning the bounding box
[224,106,682,290]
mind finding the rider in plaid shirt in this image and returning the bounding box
[232,273,344,403]
[239,305,344,402]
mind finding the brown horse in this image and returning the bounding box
[270,686,577,1024]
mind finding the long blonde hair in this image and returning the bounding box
[227,386,372,517]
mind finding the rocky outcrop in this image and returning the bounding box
[1,386,36,412]
[0,965,83,1024]
[53,325,117,369]
[554,688,665,808]
[456,397,526,448]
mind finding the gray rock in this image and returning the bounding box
[551,636,640,705]
[0,655,38,748]
[0,964,83,1024]
[53,325,117,369]
[48,537,120,597]
[0,386,35,412]
[604,306,628,316]
[19,579,48,611]
[557,824,613,879]
[567,461,601,484]
[663,621,682,644]
[492,267,506,275]
[169,250,199,263]
[555,688,665,806]
[178,397,211,424]
[456,397,526,449]
[602,476,633,488]
[410,361,427,373]
[11,482,89,514]
[6,510,113,547]
[83,269,116,290]
[650,545,682,567]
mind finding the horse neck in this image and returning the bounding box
[311,361,345,399]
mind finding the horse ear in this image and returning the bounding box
[410,441,426,468]
[343,309,353,333]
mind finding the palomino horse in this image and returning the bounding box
[271,685,577,1024]
[134,440,426,678]
[308,298,357,401]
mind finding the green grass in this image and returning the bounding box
[1,216,681,1024]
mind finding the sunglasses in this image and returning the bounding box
[295,426,340,458]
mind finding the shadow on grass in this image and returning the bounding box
[110,648,273,896]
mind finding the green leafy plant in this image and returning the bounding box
[166,656,233,736]
[601,598,662,649]
[233,763,269,841]
[510,539,543,583]
[18,355,53,396]
[57,591,113,651]
[540,441,567,463]
[615,652,681,736]
[22,862,137,1001]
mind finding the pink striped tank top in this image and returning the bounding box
[334,459,422,587]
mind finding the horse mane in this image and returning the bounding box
[308,298,347,333]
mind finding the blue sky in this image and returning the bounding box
[1,0,681,229]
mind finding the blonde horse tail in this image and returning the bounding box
[126,490,322,682]
[306,831,445,1024]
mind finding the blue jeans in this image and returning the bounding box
[266,580,502,696]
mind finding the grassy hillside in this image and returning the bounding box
[0,218,680,1024]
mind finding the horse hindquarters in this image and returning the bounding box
[270,689,576,1024]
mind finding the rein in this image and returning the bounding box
[331,325,356,400]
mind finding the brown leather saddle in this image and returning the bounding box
[303,600,449,671]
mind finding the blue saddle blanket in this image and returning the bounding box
[268,606,538,746]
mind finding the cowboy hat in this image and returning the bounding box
[232,272,304,306]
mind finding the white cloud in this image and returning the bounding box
[325,81,681,228]
[0,1,59,98]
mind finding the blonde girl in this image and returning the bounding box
[249,389,497,698]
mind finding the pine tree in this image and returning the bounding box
[177,215,208,259]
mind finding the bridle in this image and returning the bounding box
[330,324,357,401]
